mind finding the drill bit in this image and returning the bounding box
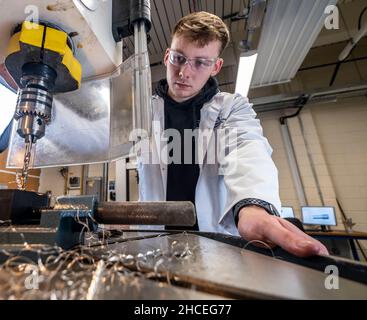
[16,141,33,190]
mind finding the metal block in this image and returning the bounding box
[0,189,49,224]
[0,226,56,246]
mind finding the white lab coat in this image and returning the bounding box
[137,92,281,235]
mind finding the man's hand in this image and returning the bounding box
[237,205,329,257]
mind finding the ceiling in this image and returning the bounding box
[122,0,249,91]
[122,0,248,60]
[122,0,367,96]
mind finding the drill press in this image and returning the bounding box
[4,21,82,189]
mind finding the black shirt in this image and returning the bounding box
[155,77,219,230]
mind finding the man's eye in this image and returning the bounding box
[174,55,186,64]
[195,60,210,68]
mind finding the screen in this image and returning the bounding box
[280,207,295,218]
[301,207,337,226]
[69,177,80,188]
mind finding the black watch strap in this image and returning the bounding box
[233,198,280,227]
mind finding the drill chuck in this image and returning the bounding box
[14,63,56,142]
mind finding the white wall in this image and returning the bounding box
[39,162,116,201]
[88,163,104,178]
[310,96,367,233]
[258,95,367,259]
[38,167,65,205]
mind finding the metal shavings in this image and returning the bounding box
[0,231,199,300]
[241,240,276,259]
[53,204,90,210]
[0,202,201,300]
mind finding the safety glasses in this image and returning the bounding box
[168,49,218,72]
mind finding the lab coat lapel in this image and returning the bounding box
[198,100,222,169]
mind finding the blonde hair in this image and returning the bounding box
[172,11,230,55]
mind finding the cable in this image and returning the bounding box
[279,94,310,125]
[331,6,367,86]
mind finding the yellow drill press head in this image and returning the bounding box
[5,21,82,143]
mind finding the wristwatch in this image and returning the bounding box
[233,198,280,227]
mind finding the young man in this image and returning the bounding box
[138,11,328,257]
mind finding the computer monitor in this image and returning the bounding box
[280,207,295,218]
[301,206,337,230]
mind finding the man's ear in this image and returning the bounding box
[163,48,170,67]
[211,58,223,76]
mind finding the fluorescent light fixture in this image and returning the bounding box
[251,0,338,87]
[235,50,258,97]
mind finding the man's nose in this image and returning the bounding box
[179,63,189,78]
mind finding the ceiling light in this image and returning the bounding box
[251,0,338,87]
[235,50,258,97]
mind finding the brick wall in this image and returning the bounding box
[258,95,367,260]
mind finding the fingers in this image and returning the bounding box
[237,207,329,257]
[315,243,329,256]
[277,218,329,256]
[262,217,329,258]
[277,218,307,237]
